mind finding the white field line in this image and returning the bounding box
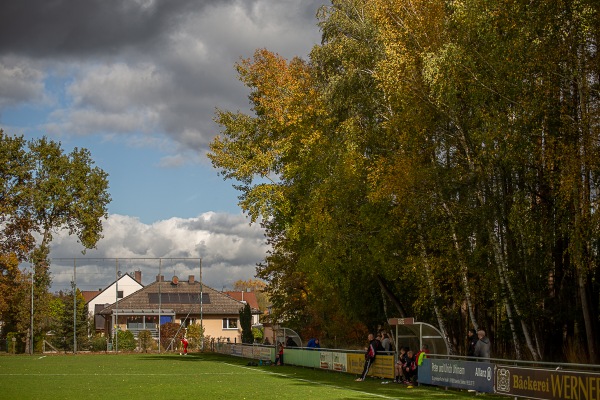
[224,363,400,400]
[0,372,238,376]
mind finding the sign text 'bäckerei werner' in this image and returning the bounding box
[495,365,600,400]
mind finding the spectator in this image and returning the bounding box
[415,343,430,367]
[355,333,378,382]
[403,349,417,384]
[467,329,478,359]
[474,329,491,361]
[306,338,321,349]
[381,333,392,353]
[274,343,284,365]
[285,336,297,347]
[394,346,408,383]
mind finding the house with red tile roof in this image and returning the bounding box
[99,275,260,344]
[224,291,261,325]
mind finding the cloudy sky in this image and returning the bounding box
[0,0,325,292]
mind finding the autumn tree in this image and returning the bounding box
[210,0,600,361]
[0,130,111,353]
[233,278,269,312]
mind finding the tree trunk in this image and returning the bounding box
[442,202,478,331]
[376,274,407,318]
[490,227,540,360]
[419,236,456,355]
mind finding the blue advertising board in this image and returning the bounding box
[419,358,494,393]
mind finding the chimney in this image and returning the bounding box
[156,274,164,282]
[188,275,195,284]
[134,270,142,284]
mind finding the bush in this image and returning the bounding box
[115,330,137,351]
[160,322,184,351]
[90,334,108,352]
[7,332,22,354]
[252,327,264,342]
[138,330,154,353]
[186,324,204,351]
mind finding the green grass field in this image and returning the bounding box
[0,352,497,399]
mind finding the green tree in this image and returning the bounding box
[116,330,137,351]
[210,0,600,362]
[239,303,254,344]
[0,130,110,353]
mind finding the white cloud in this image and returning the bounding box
[47,212,268,292]
[47,107,161,136]
[68,63,168,113]
[0,57,46,107]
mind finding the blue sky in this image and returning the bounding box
[0,0,325,291]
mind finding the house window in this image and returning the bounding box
[145,316,157,329]
[127,316,143,330]
[222,318,237,329]
[183,318,196,327]
[117,290,123,299]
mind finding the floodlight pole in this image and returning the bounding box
[30,267,34,355]
[115,258,119,353]
[158,258,162,353]
[200,257,203,350]
[73,258,77,354]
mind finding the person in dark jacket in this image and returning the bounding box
[285,336,297,347]
[467,329,478,358]
[403,349,417,383]
[356,333,378,381]
[474,329,491,361]
[394,346,408,383]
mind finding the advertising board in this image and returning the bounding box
[495,365,600,400]
[419,359,494,393]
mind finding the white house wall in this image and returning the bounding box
[87,274,144,318]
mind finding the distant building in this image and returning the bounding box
[85,271,144,333]
[99,275,261,343]
[224,291,261,326]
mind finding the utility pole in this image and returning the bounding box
[115,258,119,353]
[199,257,203,350]
[73,258,77,354]
[30,268,34,355]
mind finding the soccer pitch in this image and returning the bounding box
[0,353,491,399]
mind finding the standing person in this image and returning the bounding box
[285,336,297,347]
[474,329,491,361]
[467,329,478,359]
[355,333,378,382]
[306,338,320,349]
[180,337,188,355]
[375,333,384,353]
[274,343,284,365]
[381,333,392,353]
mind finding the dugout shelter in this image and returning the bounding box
[388,317,449,355]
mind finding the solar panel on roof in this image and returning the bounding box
[148,293,210,304]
